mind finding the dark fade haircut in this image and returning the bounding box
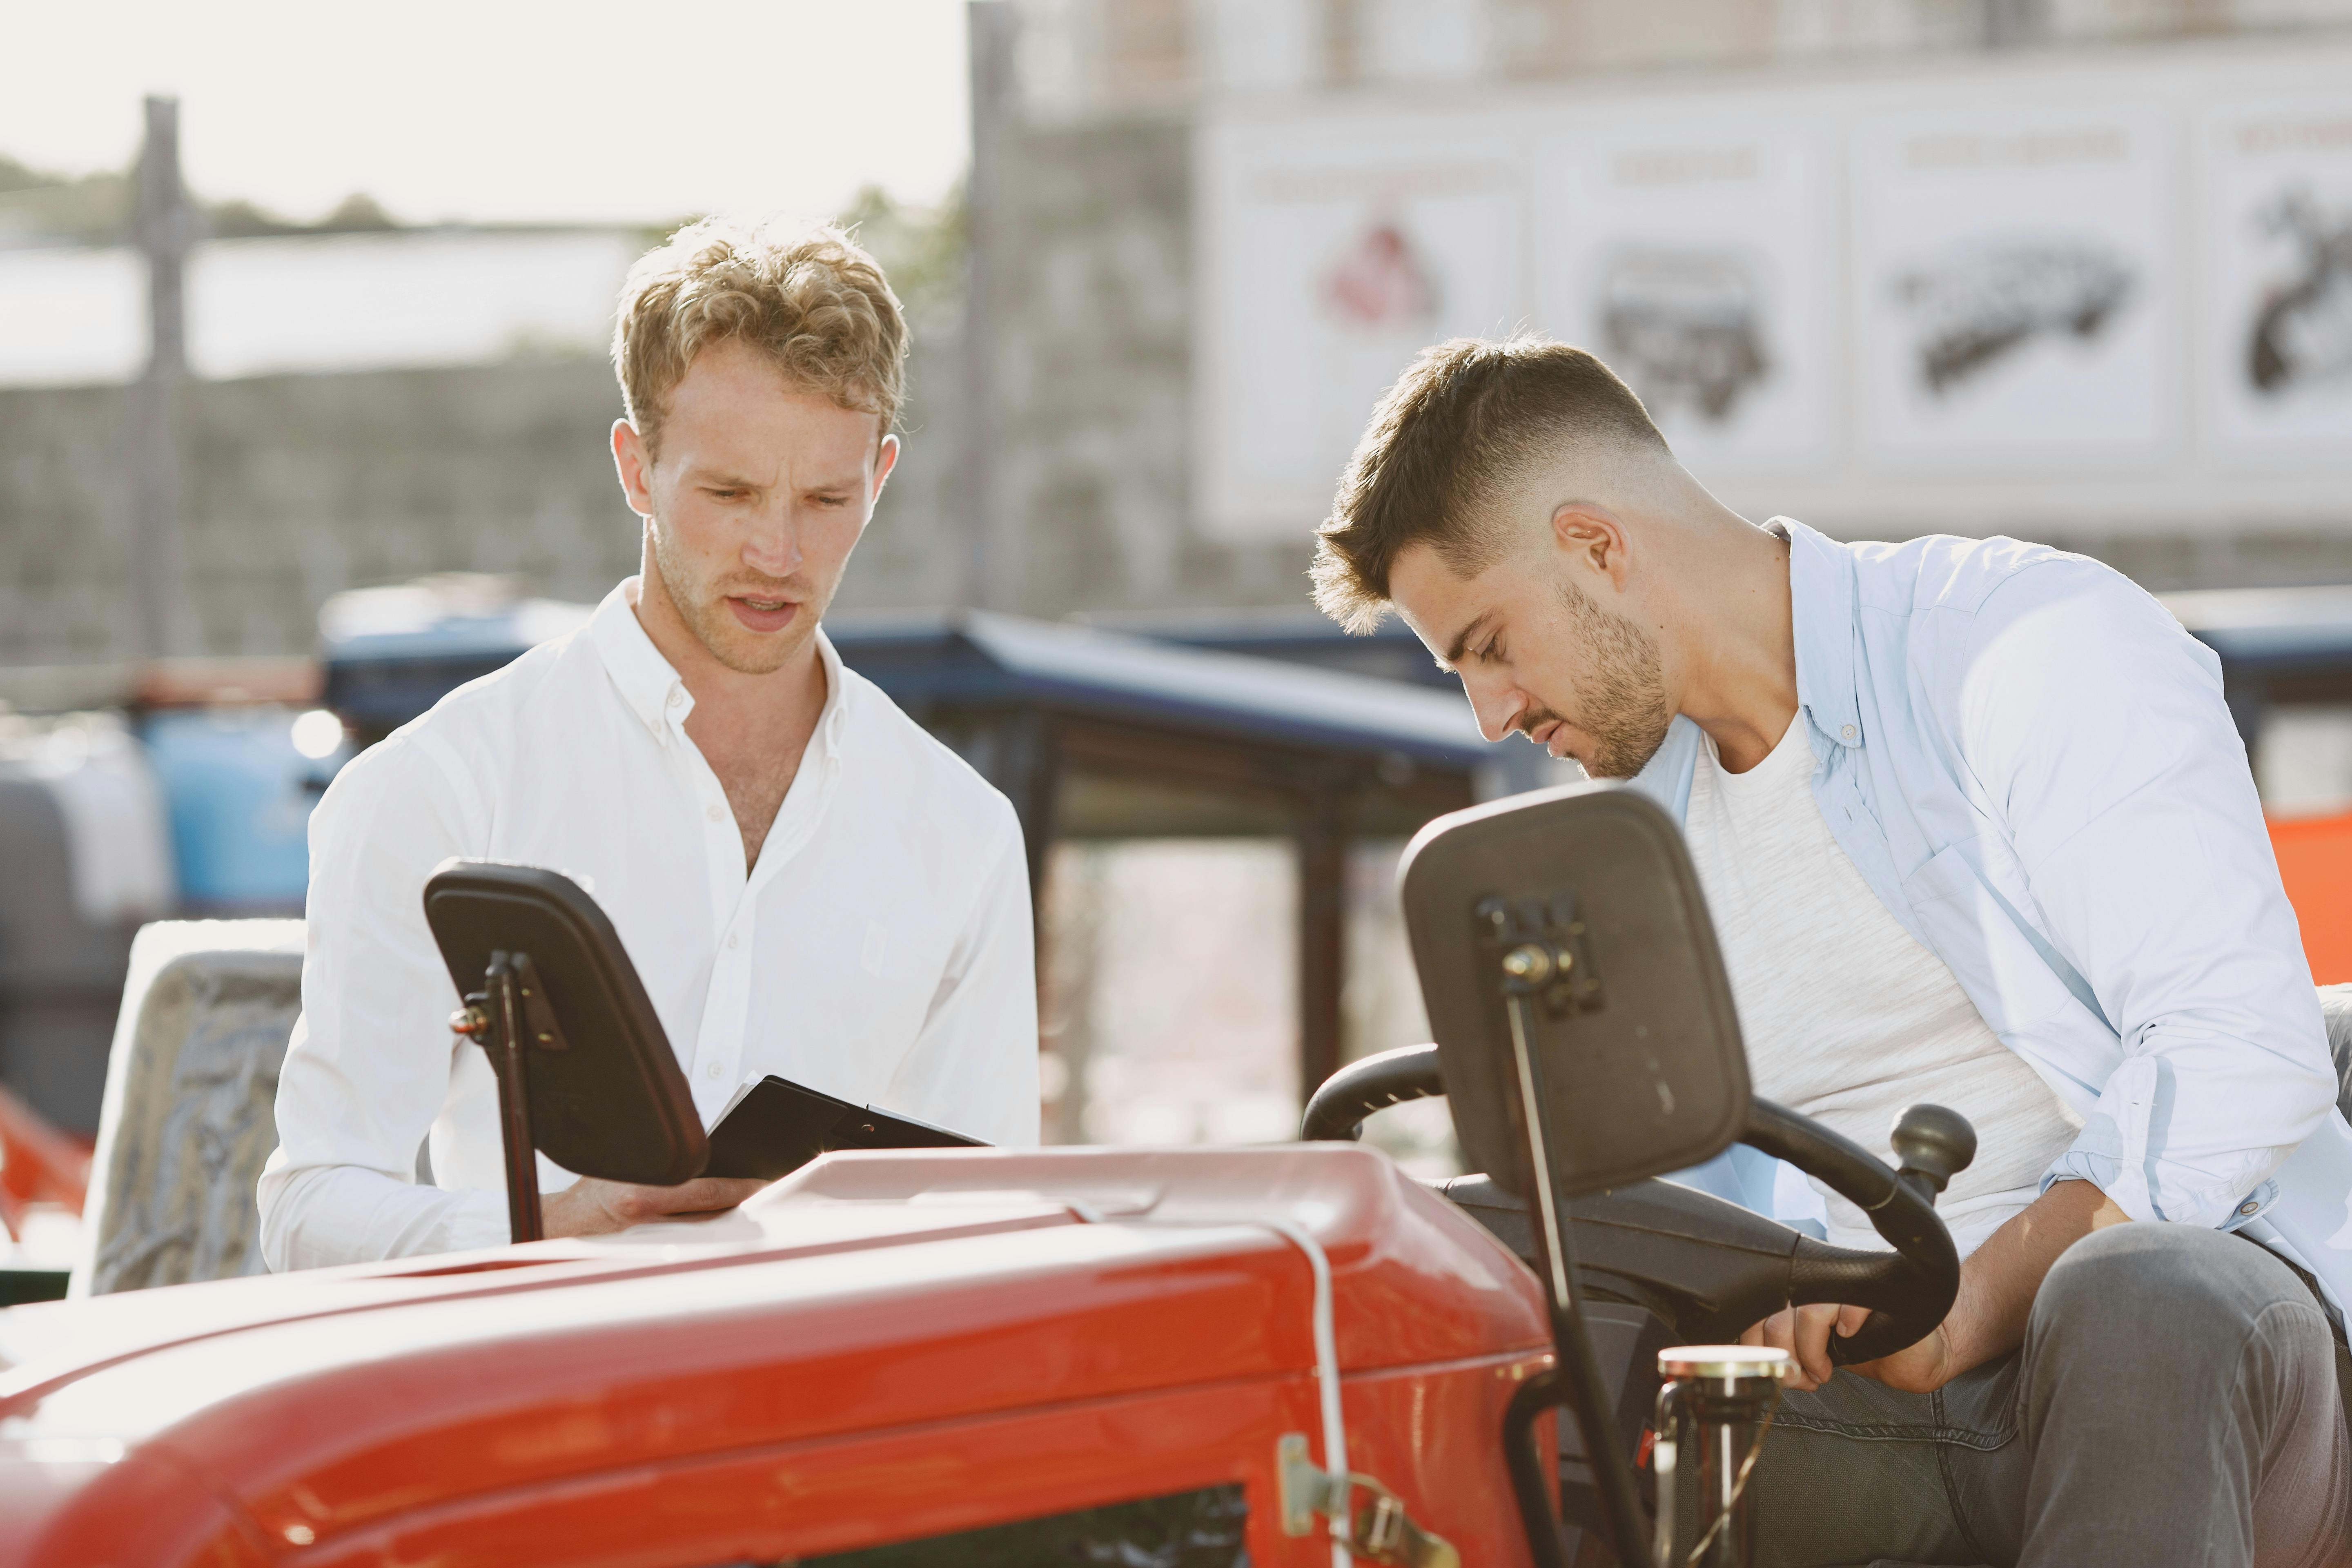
[1310,335,1670,633]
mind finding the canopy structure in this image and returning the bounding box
[320,577,595,746]
[323,596,1495,1100]
[1080,604,1455,692]
[809,612,1490,1100]
[2164,586,2352,746]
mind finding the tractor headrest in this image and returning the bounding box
[1398,780,1750,1201]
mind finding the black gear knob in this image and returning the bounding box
[1890,1103,1978,1204]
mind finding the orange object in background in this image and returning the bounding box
[2271,813,2352,984]
[0,1087,91,1241]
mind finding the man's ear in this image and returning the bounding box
[1550,503,1633,592]
[612,419,655,519]
[870,433,901,504]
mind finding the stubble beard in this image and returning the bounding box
[648,519,818,677]
[1553,575,1673,780]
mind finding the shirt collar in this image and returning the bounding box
[1768,517,1864,751]
[588,580,681,737]
[811,624,853,754]
[589,577,856,750]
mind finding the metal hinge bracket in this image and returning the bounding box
[1276,1432,1460,1568]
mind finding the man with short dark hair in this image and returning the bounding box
[1316,334,2352,1563]
[261,219,1040,1268]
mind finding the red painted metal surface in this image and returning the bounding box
[0,1145,1552,1567]
[0,1086,90,1239]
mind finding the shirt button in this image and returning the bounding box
[668,690,684,708]
[706,804,725,823]
[1840,724,1857,740]
[706,1062,723,1081]
[2239,1198,2261,1216]
[727,931,739,949]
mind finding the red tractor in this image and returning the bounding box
[0,786,1972,1567]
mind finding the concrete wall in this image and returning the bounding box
[0,336,987,664]
[976,114,1317,618]
[0,363,634,663]
[834,334,975,615]
[2,381,137,665]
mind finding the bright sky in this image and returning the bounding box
[3,0,973,225]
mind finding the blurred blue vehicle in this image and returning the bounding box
[138,706,336,913]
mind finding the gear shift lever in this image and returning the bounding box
[1890,1103,1978,1204]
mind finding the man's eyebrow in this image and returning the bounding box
[1442,611,1496,669]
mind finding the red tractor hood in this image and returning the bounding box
[0,1145,1548,1567]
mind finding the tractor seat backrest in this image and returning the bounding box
[70,920,304,1296]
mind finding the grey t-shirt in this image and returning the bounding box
[1682,717,2081,1256]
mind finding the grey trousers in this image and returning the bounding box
[1746,1223,2352,1568]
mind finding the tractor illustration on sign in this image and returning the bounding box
[2249,190,2352,397]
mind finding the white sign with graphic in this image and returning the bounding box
[1195,108,1523,540]
[1196,41,2352,542]
[1852,109,2174,462]
[1530,123,1837,472]
[2203,100,2352,458]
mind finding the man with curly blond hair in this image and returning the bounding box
[261,220,1039,1267]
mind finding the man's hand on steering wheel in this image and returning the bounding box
[1739,1303,1961,1394]
[1740,1182,2135,1394]
[543,1175,772,1238]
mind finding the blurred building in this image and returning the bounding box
[985,0,2352,610]
[5,0,2351,666]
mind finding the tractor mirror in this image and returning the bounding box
[423,860,707,1193]
[1399,781,1749,1201]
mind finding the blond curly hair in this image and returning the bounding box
[613,216,908,459]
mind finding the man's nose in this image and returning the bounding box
[741,501,804,577]
[1463,676,1525,744]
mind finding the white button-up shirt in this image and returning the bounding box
[258,582,1039,1270]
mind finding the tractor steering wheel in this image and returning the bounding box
[1302,1044,1974,1367]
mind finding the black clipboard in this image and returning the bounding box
[702,1075,984,1182]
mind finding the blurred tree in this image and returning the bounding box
[838,181,967,332]
[0,150,404,245]
[209,190,400,238]
[317,192,399,232]
[0,153,133,244]
[625,187,967,331]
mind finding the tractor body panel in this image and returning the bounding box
[0,1146,1549,1567]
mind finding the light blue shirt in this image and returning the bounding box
[1640,519,2352,1317]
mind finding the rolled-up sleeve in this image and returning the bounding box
[1957,563,2337,1227]
[880,802,1040,1147]
[257,732,509,1270]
